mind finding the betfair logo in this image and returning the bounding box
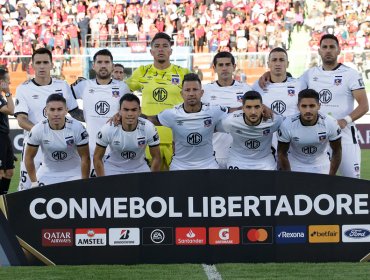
[309,225,340,243]
[153,88,168,102]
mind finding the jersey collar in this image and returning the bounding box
[322,63,342,71]
[32,78,52,86]
[216,80,235,87]
[96,78,113,85]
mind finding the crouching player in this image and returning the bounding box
[93,94,160,176]
[278,89,342,175]
[25,94,90,187]
[218,91,283,170]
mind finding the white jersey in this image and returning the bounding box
[158,103,228,170]
[202,80,252,167]
[218,112,283,169]
[71,78,131,154]
[96,118,159,174]
[252,77,304,117]
[278,113,341,167]
[27,117,89,178]
[15,78,78,139]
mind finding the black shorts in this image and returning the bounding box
[0,133,15,170]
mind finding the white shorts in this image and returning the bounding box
[213,132,232,169]
[18,145,42,191]
[104,162,150,176]
[37,174,81,186]
[170,158,219,171]
[227,155,276,170]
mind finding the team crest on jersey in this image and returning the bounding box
[171,75,180,85]
[236,94,243,102]
[153,133,159,141]
[318,134,327,142]
[204,117,212,127]
[263,129,270,136]
[66,137,75,146]
[81,131,88,140]
[138,138,146,147]
[334,77,342,86]
[97,132,102,139]
[112,90,120,98]
[287,88,295,96]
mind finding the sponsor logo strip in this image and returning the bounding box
[242,226,273,244]
[109,228,140,246]
[342,225,370,243]
[42,229,73,247]
[209,227,240,245]
[75,228,107,246]
[309,225,340,243]
[176,227,206,245]
[275,226,306,244]
[142,227,173,245]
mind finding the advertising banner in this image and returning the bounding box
[2,170,370,265]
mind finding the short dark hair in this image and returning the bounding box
[242,90,262,105]
[32,48,52,62]
[182,73,201,87]
[151,32,172,47]
[320,34,339,47]
[268,47,288,60]
[114,63,124,70]
[93,49,113,63]
[298,89,320,103]
[0,68,8,80]
[119,93,141,107]
[46,94,66,105]
[212,51,235,67]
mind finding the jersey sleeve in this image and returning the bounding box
[327,116,342,142]
[251,80,262,92]
[14,86,29,116]
[146,121,160,147]
[120,81,132,95]
[70,79,85,99]
[74,121,89,146]
[271,114,284,132]
[27,124,42,146]
[277,119,291,143]
[299,70,309,88]
[62,81,79,111]
[348,70,365,91]
[157,108,174,128]
[125,66,144,92]
[214,105,229,123]
[217,116,230,133]
[96,124,111,148]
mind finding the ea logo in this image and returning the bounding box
[95,101,110,115]
[271,100,286,114]
[219,228,230,240]
[52,151,67,160]
[319,89,332,104]
[153,88,168,102]
[121,151,136,159]
[151,229,165,243]
[245,139,260,149]
[187,133,202,145]
[302,146,317,155]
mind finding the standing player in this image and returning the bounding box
[278,89,342,175]
[24,94,90,187]
[0,69,15,195]
[71,49,131,176]
[253,47,304,117]
[300,34,368,178]
[218,91,283,170]
[14,48,81,190]
[94,94,160,176]
[202,51,252,168]
[144,73,228,170]
[112,63,125,81]
[126,32,190,170]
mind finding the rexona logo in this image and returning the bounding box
[242,226,273,244]
[209,227,240,245]
[275,226,306,244]
[175,227,206,245]
[109,228,140,246]
[142,227,173,245]
[75,228,107,246]
[309,225,340,243]
[342,225,370,243]
[42,229,73,247]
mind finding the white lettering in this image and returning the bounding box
[244,196,260,216]
[228,196,242,217]
[274,195,293,216]
[90,198,111,218]
[146,197,167,218]
[69,198,87,219]
[29,198,46,219]
[294,195,313,216]
[168,197,182,217]
[130,197,145,218]
[46,198,68,219]
[113,198,127,218]
[211,197,226,217]
[354,194,369,214]
[188,197,202,217]
[336,194,353,215]
[260,196,276,216]
[314,194,335,215]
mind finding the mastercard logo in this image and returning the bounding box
[243,226,273,244]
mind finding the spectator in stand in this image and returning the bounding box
[67,20,80,55]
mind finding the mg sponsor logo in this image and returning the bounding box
[245,139,260,149]
[153,88,168,102]
[187,133,202,145]
[271,100,286,114]
[302,146,317,155]
[109,228,140,246]
[275,226,306,244]
[176,227,206,245]
[209,227,240,245]
[95,101,110,115]
[242,226,273,244]
[75,228,107,246]
[342,225,370,243]
[318,89,332,104]
[309,225,340,243]
[142,227,173,245]
[121,151,136,159]
[42,229,73,247]
[52,151,67,160]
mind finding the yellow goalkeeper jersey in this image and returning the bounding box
[126,64,190,144]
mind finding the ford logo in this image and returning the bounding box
[344,228,370,239]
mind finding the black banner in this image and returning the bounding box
[2,170,370,264]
